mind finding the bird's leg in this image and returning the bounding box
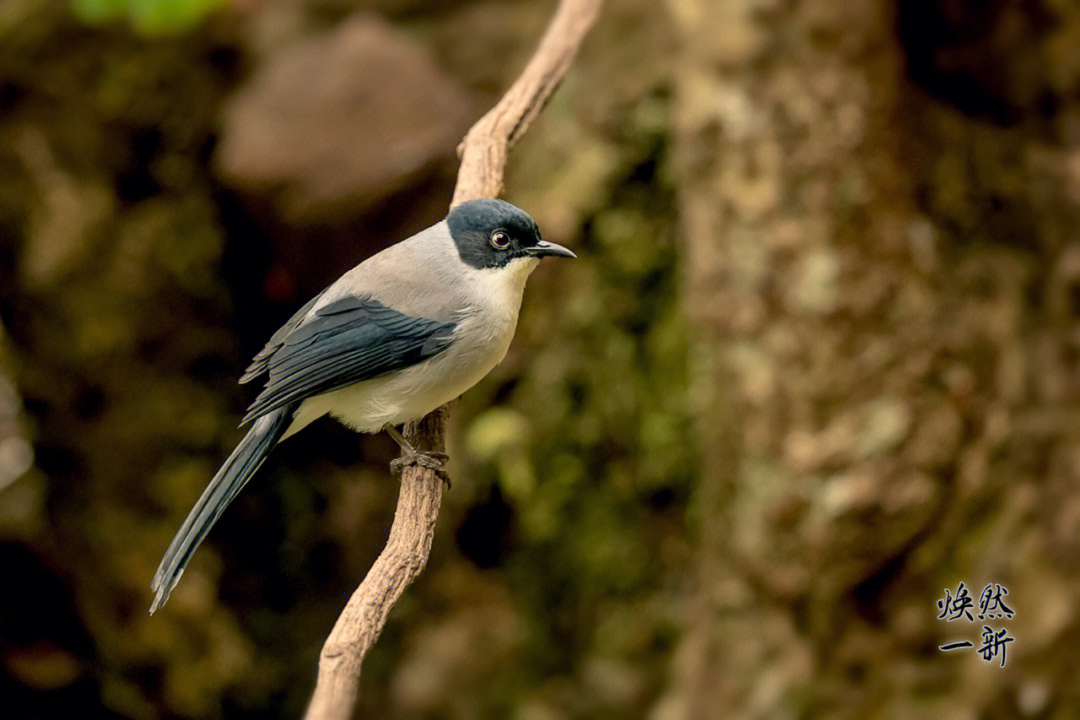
[384,424,450,486]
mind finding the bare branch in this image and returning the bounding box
[452,0,604,205]
[304,2,603,718]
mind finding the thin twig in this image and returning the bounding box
[304,2,603,718]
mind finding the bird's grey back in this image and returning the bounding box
[315,221,473,324]
[243,221,465,387]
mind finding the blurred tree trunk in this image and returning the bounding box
[670,0,1080,717]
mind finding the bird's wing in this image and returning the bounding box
[240,295,457,425]
[239,290,327,385]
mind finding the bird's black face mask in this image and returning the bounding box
[447,198,572,269]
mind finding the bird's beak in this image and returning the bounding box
[526,240,576,259]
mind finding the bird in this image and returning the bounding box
[149,198,574,613]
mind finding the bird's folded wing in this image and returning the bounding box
[239,291,326,385]
[240,295,457,425]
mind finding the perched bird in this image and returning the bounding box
[150,198,573,613]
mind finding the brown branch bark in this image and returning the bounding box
[304,2,603,718]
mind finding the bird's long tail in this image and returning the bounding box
[150,405,295,613]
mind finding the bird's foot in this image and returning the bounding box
[390,451,450,486]
[384,424,451,487]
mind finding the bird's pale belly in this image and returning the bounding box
[327,348,499,431]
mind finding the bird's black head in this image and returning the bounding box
[446,198,574,270]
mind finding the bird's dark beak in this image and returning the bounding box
[526,240,576,259]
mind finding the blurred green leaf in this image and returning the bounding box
[71,0,224,34]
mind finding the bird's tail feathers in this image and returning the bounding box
[149,405,294,613]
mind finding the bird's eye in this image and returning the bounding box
[490,230,511,250]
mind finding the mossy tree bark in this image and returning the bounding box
[671,0,1080,716]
